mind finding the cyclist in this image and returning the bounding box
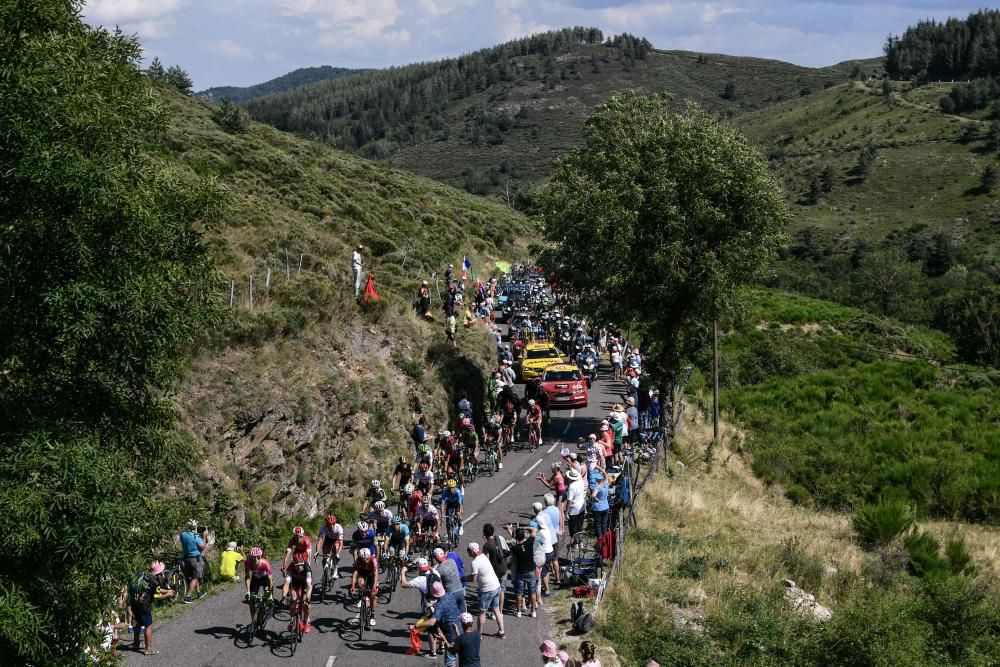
[349,547,379,626]
[483,414,503,470]
[406,487,424,524]
[351,521,377,558]
[499,394,517,450]
[392,456,413,494]
[286,551,313,633]
[417,441,434,467]
[526,398,543,446]
[242,547,273,628]
[461,420,480,468]
[413,458,435,497]
[400,482,416,520]
[383,514,411,560]
[363,479,387,512]
[437,430,462,481]
[416,501,441,541]
[440,479,464,543]
[315,515,344,579]
[280,526,312,603]
[369,501,393,549]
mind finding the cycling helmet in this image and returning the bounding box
[392,514,402,524]
[187,518,198,530]
[403,483,415,494]
[358,521,369,532]
[426,504,439,515]
[371,479,381,488]
[374,501,385,511]
[442,430,451,438]
[292,526,305,537]
[447,479,458,489]
[419,443,431,453]
[326,514,337,525]
[293,550,308,563]
[528,399,536,406]
[461,417,472,427]
[359,548,372,560]
[249,547,263,558]
[464,421,474,430]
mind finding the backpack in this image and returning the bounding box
[571,600,596,633]
[496,535,511,560]
[617,474,632,508]
[128,572,150,606]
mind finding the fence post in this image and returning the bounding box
[265,267,271,291]
[298,253,304,273]
[284,248,290,280]
[229,281,235,307]
[248,275,254,310]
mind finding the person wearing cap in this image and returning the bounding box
[542,494,563,584]
[465,542,505,637]
[433,547,468,613]
[351,244,364,298]
[565,467,588,537]
[179,519,206,603]
[414,581,463,667]
[539,639,562,666]
[129,560,175,655]
[591,467,611,539]
[218,541,244,581]
[418,279,432,316]
[532,502,556,596]
[505,525,538,618]
[481,523,510,615]
[402,557,444,656]
[443,611,482,667]
[609,411,626,464]
[599,421,615,466]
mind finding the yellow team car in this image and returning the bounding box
[517,342,565,382]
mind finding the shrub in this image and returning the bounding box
[211,98,250,134]
[904,530,948,578]
[676,555,709,580]
[852,499,913,549]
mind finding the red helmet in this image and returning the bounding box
[326,514,337,525]
[292,526,305,537]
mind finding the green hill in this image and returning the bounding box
[196,65,361,105]
[153,85,533,530]
[245,29,853,198]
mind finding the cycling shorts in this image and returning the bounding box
[321,540,341,555]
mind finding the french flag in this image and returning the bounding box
[461,256,470,279]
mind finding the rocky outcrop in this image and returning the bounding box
[783,579,832,621]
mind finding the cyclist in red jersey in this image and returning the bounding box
[242,547,273,627]
[349,548,380,626]
[286,551,313,633]
[281,526,312,603]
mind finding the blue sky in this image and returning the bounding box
[82,1,984,89]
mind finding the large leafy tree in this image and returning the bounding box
[539,91,788,430]
[0,0,221,660]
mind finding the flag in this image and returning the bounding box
[362,273,380,302]
[461,256,471,280]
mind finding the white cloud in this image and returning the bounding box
[207,38,255,60]
[86,0,185,22]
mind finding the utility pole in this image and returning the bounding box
[713,319,720,441]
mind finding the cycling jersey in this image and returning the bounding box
[286,535,312,557]
[365,487,387,505]
[528,404,542,423]
[351,528,376,552]
[417,506,439,527]
[394,462,412,487]
[413,467,434,491]
[370,508,393,533]
[386,523,410,549]
[287,562,312,589]
[354,557,379,577]
[441,488,463,510]
[462,430,479,450]
[318,524,343,554]
[245,558,272,593]
[500,407,516,426]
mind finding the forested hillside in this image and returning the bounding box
[197,65,360,105]
[246,28,853,197]
[885,9,1000,81]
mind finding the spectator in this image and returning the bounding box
[465,543,504,638]
[129,560,175,655]
[540,640,562,666]
[415,582,462,667]
[179,519,206,603]
[218,541,244,581]
[481,524,510,616]
[507,527,537,618]
[565,468,587,537]
[591,469,611,539]
[532,502,556,596]
[579,640,601,666]
[445,612,482,667]
[433,547,467,612]
[402,558,441,656]
[352,245,363,299]
[542,494,563,585]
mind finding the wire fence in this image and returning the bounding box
[592,369,692,611]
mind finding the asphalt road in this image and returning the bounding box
[128,337,625,666]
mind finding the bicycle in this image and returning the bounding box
[462,454,478,484]
[286,589,308,655]
[382,549,402,603]
[528,422,541,450]
[160,555,187,606]
[354,584,375,640]
[317,552,339,604]
[482,446,499,476]
[499,423,515,453]
[444,511,461,549]
[245,591,274,647]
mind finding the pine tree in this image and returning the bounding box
[146,56,165,81]
[721,80,737,100]
[855,141,879,180]
[820,164,836,193]
[806,175,822,205]
[980,163,998,192]
[165,64,193,94]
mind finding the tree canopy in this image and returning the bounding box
[885,9,1000,81]
[0,0,221,660]
[539,92,788,425]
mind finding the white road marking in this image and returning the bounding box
[547,442,558,454]
[325,657,337,667]
[522,458,544,476]
[489,483,517,504]
[562,420,572,436]
[465,512,478,523]
[570,409,576,418]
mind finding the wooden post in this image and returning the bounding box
[229,281,235,307]
[284,248,290,280]
[713,319,720,442]
[265,267,271,290]
[298,254,303,273]
[249,275,254,310]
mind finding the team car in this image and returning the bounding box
[539,364,589,408]
[517,342,565,382]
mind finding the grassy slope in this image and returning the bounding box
[737,80,1000,257]
[381,47,852,190]
[196,66,360,105]
[154,87,533,530]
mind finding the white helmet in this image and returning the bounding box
[359,548,372,560]
[404,483,415,494]
[528,399,536,406]
[358,521,369,531]
[374,501,386,511]
[187,518,198,530]
[371,479,381,488]
[443,430,451,438]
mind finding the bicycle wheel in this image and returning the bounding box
[358,596,369,640]
[166,569,184,604]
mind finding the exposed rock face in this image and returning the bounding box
[783,578,832,621]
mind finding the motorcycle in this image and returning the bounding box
[577,349,598,387]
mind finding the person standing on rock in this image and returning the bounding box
[351,245,363,299]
